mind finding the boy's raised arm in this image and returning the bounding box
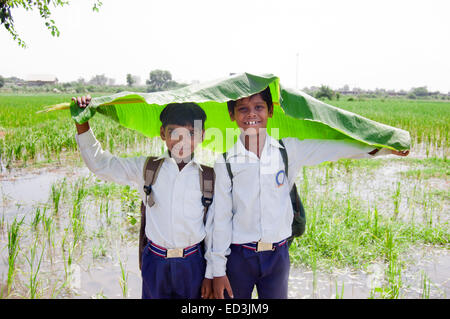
[282,137,409,186]
[72,95,146,188]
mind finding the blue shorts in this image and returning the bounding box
[141,241,206,299]
[225,240,290,299]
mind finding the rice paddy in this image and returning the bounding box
[0,94,448,299]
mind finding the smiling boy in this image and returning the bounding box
[73,96,214,299]
[211,87,409,299]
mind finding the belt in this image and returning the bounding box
[237,239,288,252]
[148,241,200,258]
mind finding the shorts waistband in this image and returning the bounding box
[234,239,288,252]
[148,241,200,258]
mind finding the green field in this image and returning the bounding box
[0,94,448,299]
[0,94,158,169]
[330,98,449,156]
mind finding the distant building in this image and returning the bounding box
[4,76,26,86]
[25,74,58,86]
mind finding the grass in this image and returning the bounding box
[399,157,449,179]
[50,180,64,214]
[421,272,431,299]
[25,236,45,298]
[6,216,24,295]
[118,253,129,298]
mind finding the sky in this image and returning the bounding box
[1,0,449,92]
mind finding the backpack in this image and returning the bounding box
[222,139,306,247]
[138,156,215,269]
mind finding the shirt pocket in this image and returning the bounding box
[263,168,288,192]
[262,171,291,218]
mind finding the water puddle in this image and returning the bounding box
[0,166,90,222]
[288,247,449,299]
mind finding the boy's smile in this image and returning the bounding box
[230,94,273,135]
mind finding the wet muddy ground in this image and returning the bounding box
[0,148,448,299]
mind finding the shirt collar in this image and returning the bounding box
[155,150,203,171]
[225,132,283,160]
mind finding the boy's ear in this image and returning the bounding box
[160,126,166,140]
[268,107,273,118]
[229,111,235,122]
[194,129,206,143]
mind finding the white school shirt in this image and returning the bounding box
[211,133,388,277]
[76,129,213,278]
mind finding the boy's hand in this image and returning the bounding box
[391,149,409,157]
[213,275,233,299]
[370,148,410,157]
[201,278,214,299]
[72,95,92,108]
[72,95,92,134]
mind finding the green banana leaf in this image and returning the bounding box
[46,72,410,153]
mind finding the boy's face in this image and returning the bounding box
[229,94,273,135]
[160,124,204,162]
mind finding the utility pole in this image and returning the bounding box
[296,52,299,90]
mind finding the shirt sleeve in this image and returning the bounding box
[203,202,214,279]
[210,155,233,277]
[75,129,147,188]
[281,138,386,187]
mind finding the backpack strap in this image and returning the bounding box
[199,165,215,223]
[143,156,164,207]
[279,139,306,242]
[222,152,233,187]
[139,200,147,270]
[139,156,164,270]
[278,138,300,209]
[278,139,289,177]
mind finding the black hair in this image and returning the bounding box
[227,86,273,115]
[159,102,207,129]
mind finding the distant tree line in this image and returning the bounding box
[303,85,450,101]
[1,72,449,101]
[0,70,187,94]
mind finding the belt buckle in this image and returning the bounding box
[256,241,274,252]
[166,248,184,258]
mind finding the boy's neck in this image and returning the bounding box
[168,150,193,171]
[240,130,267,158]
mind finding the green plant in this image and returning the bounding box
[393,182,401,218]
[421,272,431,299]
[50,181,63,214]
[31,207,45,230]
[25,236,45,298]
[335,280,344,299]
[7,216,24,295]
[118,254,128,298]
